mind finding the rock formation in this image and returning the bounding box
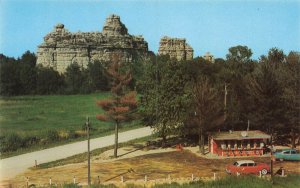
[203,52,215,63]
[37,14,149,73]
[158,36,193,61]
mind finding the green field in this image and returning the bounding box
[0,93,112,133]
[0,93,141,157]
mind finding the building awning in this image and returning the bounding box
[211,130,271,140]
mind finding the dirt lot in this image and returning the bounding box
[9,147,300,187]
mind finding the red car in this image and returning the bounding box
[226,160,270,175]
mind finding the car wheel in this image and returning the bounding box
[261,169,268,175]
[280,158,284,162]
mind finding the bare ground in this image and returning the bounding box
[7,145,300,187]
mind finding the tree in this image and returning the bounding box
[245,62,285,135]
[267,47,285,65]
[140,55,190,144]
[65,62,89,94]
[36,67,65,95]
[279,52,300,147]
[190,76,221,154]
[96,54,137,158]
[226,45,253,63]
[20,50,37,67]
[222,46,257,130]
[19,63,37,95]
[87,61,109,91]
[18,51,38,94]
[0,60,21,96]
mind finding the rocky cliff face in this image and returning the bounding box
[36,14,149,73]
[158,36,193,61]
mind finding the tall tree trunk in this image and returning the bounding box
[114,121,119,158]
[198,127,201,151]
[291,129,296,149]
[161,123,166,147]
[201,128,205,154]
[199,126,205,154]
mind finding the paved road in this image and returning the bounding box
[0,127,152,180]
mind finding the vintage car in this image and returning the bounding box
[274,149,300,161]
[226,160,270,175]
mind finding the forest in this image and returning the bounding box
[0,46,299,152]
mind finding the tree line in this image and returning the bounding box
[0,51,110,96]
[138,47,299,152]
[1,46,299,153]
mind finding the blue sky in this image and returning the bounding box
[0,0,299,59]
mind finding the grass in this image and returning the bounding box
[0,93,110,132]
[30,175,300,188]
[152,175,300,188]
[0,93,143,158]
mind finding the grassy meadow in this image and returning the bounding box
[0,93,142,157]
[0,93,111,132]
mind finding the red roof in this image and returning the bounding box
[211,130,270,140]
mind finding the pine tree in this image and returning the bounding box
[96,54,137,158]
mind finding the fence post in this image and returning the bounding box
[191,174,194,181]
[144,175,147,182]
[49,177,52,186]
[281,169,285,177]
[73,176,76,184]
[26,177,29,188]
[35,160,37,168]
[214,173,216,181]
[259,171,262,178]
[120,176,124,183]
[98,176,100,184]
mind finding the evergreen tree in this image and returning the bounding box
[36,67,65,95]
[87,61,109,91]
[279,52,300,147]
[0,60,21,96]
[245,60,285,135]
[65,62,88,94]
[96,54,137,158]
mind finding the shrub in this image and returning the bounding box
[46,130,60,142]
[22,135,39,147]
[1,133,23,152]
[68,130,79,139]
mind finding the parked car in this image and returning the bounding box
[274,149,300,161]
[226,160,270,175]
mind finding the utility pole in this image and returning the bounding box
[271,151,273,184]
[86,117,91,186]
[224,83,228,120]
[247,120,250,132]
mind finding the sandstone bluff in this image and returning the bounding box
[37,15,194,73]
[158,36,193,61]
[37,15,149,73]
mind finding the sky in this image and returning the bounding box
[0,0,299,60]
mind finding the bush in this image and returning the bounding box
[68,130,79,139]
[46,130,60,142]
[0,133,23,152]
[22,135,39,147]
